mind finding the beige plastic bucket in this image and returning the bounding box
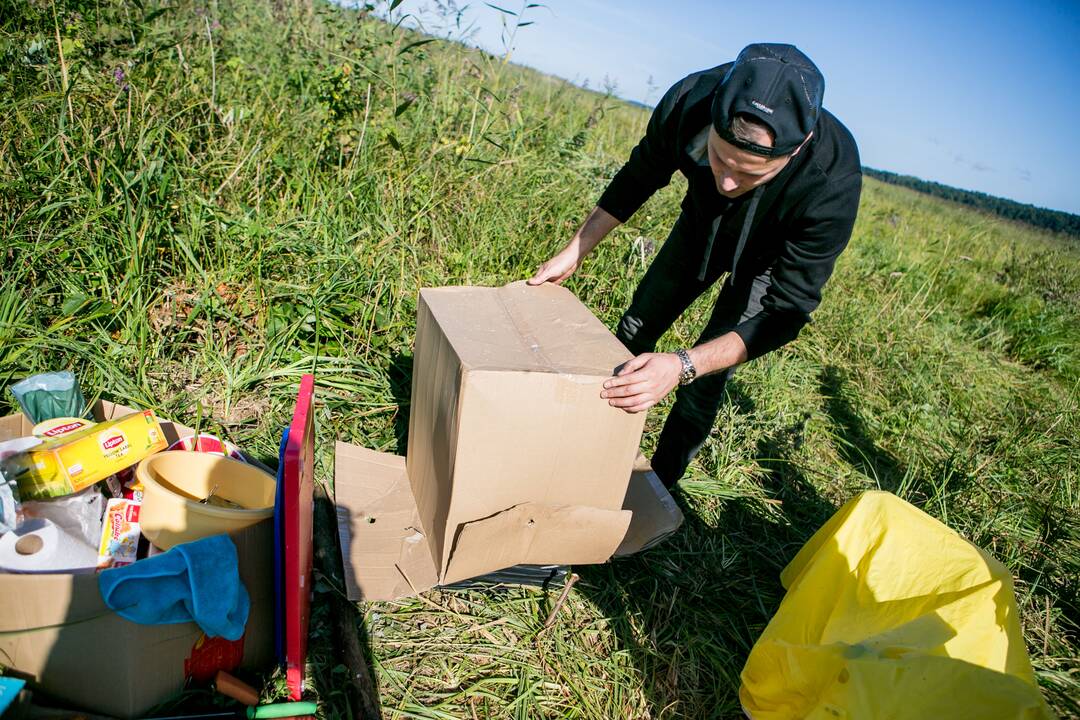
[137,451,275,550]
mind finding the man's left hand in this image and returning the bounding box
[601,353,682,413]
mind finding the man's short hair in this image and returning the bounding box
[730,112,775,149]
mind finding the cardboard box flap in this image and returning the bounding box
[335,448,679,600]
[0,413,30,442]
[442,502,632,585]
[420,281,633,376]
[614,459,685,557]
[335,442,438,602]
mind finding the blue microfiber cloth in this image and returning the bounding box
[98,534,250,640]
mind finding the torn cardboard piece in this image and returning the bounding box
[335,446,684,602]
[406,282,646,584]
[444,502,631,585]
[334,442,438,601]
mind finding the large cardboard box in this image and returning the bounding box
[334,282,682,601]
[0,402,273,719]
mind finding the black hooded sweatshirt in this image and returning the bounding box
[597,64,862,361]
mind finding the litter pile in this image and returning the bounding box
[0,371,309,718]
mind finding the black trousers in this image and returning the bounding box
[615,213,771,487]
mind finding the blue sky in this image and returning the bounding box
[397,0,1080,215]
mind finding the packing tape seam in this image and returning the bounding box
[496,285,557,372]
[494,289,608,382]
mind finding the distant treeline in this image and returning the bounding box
[863,167,1080,237]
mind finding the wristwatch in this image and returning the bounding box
[675,349,697,386]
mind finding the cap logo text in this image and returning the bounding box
[751,100,774,115]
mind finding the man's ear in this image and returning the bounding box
[791,131,814,157]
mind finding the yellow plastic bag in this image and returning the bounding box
[740,491,1055,720]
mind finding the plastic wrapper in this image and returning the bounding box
[9,371,87,425]
[739,491,1054,720]
[0,437,42,534]
[22,485,106,550]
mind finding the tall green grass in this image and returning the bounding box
[1,1,1077,717]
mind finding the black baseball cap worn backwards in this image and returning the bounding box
[711,43,825,157]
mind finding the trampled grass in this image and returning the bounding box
[1,1,1078,717]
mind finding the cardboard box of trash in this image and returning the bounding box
[334,282,684,601]
[0,402,273,720]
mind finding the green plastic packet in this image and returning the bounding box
[9,371,88,426]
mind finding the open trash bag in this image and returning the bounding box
[740,491,1054,720]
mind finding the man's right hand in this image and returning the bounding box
[526,206,622,286]
[527,245,581,285]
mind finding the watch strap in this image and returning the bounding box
[675,349,697,385]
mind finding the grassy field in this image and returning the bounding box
[2,0,1078,717]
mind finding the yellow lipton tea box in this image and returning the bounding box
[11,411,166,499]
